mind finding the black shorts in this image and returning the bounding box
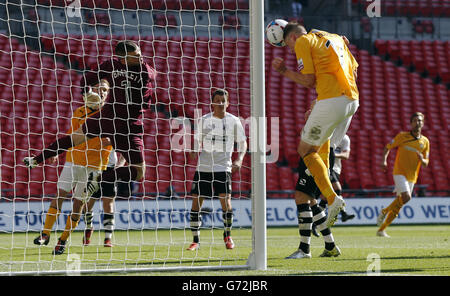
[83,115,145,165]
[330,170,340,183]
[295,159,322,199]
[328,147,340,183]
[190,171,232,198]
[91,167,116,199]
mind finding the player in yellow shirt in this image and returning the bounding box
[33,76,112,255]
[376,112,429,237]
[272,22,359,227]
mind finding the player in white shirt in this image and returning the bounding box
[187,89,247,251]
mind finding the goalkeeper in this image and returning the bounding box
[24,40,157,201]
[32,77,112,255]
[187,89,247,251]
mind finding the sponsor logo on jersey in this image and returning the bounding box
[297,58,304,71]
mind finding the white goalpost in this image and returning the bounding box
[0,0,266,275]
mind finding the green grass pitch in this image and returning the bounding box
[0,225,448,276]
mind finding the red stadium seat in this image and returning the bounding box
[431,0,443,16]
[383,0,396,15]
[165,0,180,10]
[1,34,449,199]
[194,0,209,10]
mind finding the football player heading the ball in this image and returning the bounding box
[269,21,359,228]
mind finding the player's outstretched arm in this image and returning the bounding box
[24,126,90,168]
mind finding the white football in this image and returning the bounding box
[265,19,288,47]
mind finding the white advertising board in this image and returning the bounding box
[0,197,448,232]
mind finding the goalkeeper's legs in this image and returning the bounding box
[43,191,66,236]
[34,189,67,246]
[54,199,84,255]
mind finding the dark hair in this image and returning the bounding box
[410,112,425,122]
[283,22,307,40]
[80,71,109,94]
[211,88,229,101]
[115,40,140,57]
[82,70,100,87]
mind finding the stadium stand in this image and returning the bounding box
[1,0,449,199]
[1,30,449,198]
[375,40,450,84]
[35,0,250,11]
[352,0,450,17]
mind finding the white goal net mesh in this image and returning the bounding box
[0,0,255,275]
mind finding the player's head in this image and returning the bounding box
[82,73,110,109]
[283,22,307,51]
[211,88,229,113]
[115,40,142,66]
[93,79,110,102]
[410,112,425,131]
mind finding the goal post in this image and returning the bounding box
[248,0,267,271]
[0,0,267,275]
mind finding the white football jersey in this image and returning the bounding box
[107,149,118,168]
[333,134,350,175]
[194,112,246,172]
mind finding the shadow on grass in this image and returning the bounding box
[290,265,450,276]
[334,254,450,261]
[93,257,246,268]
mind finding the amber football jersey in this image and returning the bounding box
[386,132,430,183]
[295,29,359,101]
[65,106,112,170]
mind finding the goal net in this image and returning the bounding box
[0,0,266,275]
